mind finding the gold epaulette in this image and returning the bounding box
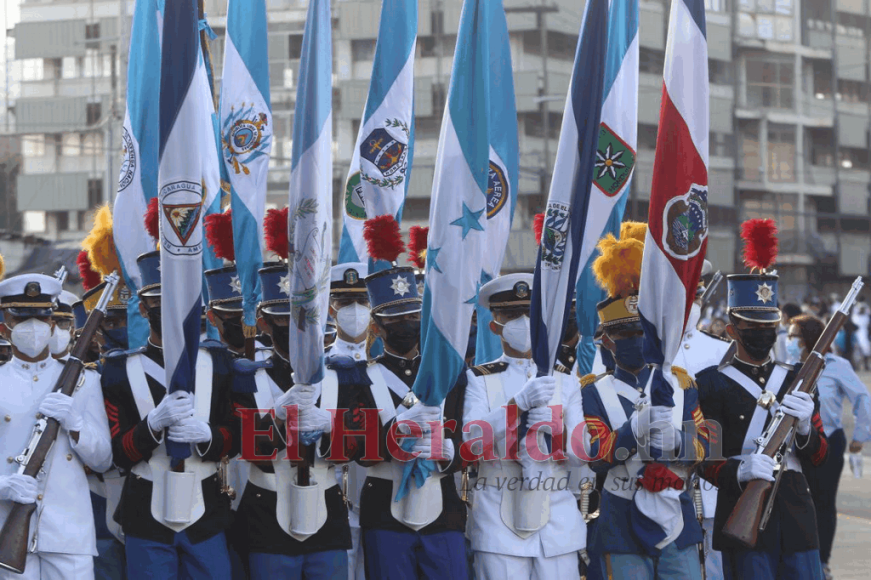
[84,362,99,371]
[580,373,598,388]
[672,365,696,390]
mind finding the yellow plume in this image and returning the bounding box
[592,234,644,299]
[620,221,648,243]
[0,253,5,281]
[83,205,121,277]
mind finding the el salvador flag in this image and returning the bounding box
[158,0,206,463]
[220,0,272,330]
[399,0,491,499]
[113,0,162,349]
[530,0,608,377]
[475,0,519,365]
[286,0,333,385]
[338,0,416,269]
[574,0,639,374]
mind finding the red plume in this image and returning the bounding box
[144,197,160,242]
[264,207,289,260]
[407,226,429,269]
[533,213,545,246]
[741,218,779,272]
[77,250,102,291]
[204,209,235,262]
[364,215,406,264]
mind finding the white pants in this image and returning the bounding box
[473,550,580,580]
[0,553,93,580]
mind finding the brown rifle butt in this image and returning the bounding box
[722,479,771,548]
[0,502,37,574]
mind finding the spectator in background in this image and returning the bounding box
[777,303,803,363]
[851,297,871,371]
[708,317,727,339]
[789,314,871,580]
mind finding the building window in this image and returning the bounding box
[22,135,45,157]
[840,147,868,170]
[62,133,81,157]
[288,35,303,60]
[638,124,657,150]
[811,60,832,99]
[745,57,793,109]
[838,79,868,104]
[351,39,376,62]
[639,48,665,75]
[87,179,103,208]
[807,127,834,167]
[86,103,102,126]
[62,56,78,79]
[767,124,795,182]
[82,133,102,156]
[20,59,44,82]
[23,211,46,233]
[522,112,562,140]
[521,31,575,60]
[432,83,446,114]
[711,132,734,158]
[85,22,100,49]
[55,211,69,232]
[416,116,440,140]
[402,198,431,222]
[431,9,444,36]
[709,59,733,85]
[739,121,761,180]
[705,0,729,12]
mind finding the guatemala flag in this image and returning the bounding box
[530,0,608,377]
[158,0,205,462]
[338,0,416,268]
[574,0,639,374]
[113,0,162,349]
[475,0,519,365]
[287,0,333,385]
[400,0,491,499]
[220,0,272,331]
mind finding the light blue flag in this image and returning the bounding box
[574,0,639,374]
[158,0,206,463]
[338,0,416,271]
[113,0,162,349]
[220,0,272,330]
[287,0,333,386]
[398,0,492,499]
[475,0,519,365]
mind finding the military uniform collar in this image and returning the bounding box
[501,353,534,367]
[378,351,419,385]
[613,365,651,394]
[334,337,365,353]
[145,341,164,366]
[730,355,775,387]
[9,356,52,373]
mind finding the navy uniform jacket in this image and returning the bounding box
[101,341,240,544]
[696,359,828,554]
[343,353,467,535]
[582,366,708,555]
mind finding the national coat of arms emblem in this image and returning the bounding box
[222,104,271,176]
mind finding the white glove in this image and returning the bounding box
[167,416,212,444]
[412,432,455,461]
[296,405,333,433]
[651,423,679,453]
[631,404,673,439]
[39,392,83,433]
[0,474,38,504]
[514,376,556,412]
[147,391,194,432]
[274,384,317,421]
[781,391,814,436]
[395,402,441,433]
[737,454,777,483]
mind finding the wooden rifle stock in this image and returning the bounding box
[0,276,115,574]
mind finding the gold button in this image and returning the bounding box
[35,414,41,419]
[760,378,766,384]
[66,454,73,461]
[404,369,412,376]
[255,493,261,498]
[6,457,13,463]
[37,494,43,501]
[739,415,745,420]
[354,354,361,359]
[32,376,38,382]
[684,344,690,350]
[4,415,10,422]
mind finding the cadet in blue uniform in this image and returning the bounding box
[101,251,241,580]
[696,227,827,580]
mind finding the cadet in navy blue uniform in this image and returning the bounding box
[696,258,828,580]
[101,251,241,580]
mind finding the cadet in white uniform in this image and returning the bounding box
[0,274,113,580]
[463,274,586,579]
[325,263,370,365]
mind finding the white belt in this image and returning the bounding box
[248,464,337,492]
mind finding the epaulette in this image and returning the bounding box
[699,329,730,343]
[470,362,509,377]
[580,373,597,388]
[672,365,696,390]
[84,362,99,371]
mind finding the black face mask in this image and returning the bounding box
[381,319,421,355]
[220,317,246,350]
[145,306,162,337]
[735,326,777,361]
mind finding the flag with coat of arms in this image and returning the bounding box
[338,0,416,269]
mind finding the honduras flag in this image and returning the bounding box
[574,0,639,374]
[287,0,332,385]
[338,0,416,267]
[220,0,272,330]
[113,0,162,349]
[530,0,608,377]
[158,0,205,463]
[399,0,491,499]
[474,0,518,365]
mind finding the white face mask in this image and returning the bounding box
[49,326,72,355]
[11,318,53,359]
[499,315,531,354]
[687,303,702,333]
[336,302,370,339]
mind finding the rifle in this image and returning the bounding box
[699,270,723,310]
[692,477,707,580]
[722,276,864,548]
[0,273,120,574]
[53,266,68,285]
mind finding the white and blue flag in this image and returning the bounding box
[113,0,162,349]
[574,0,639,373]
[287,0,333,385]
[220,0,272,330]
[338,0,416,268]
[158,0,205,462]
[530,0,609,376]
[475,0,518,364]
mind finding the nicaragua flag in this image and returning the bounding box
[399,0,491,500]
[287,0,333,385]
[113,0,162,349]
[530,0,608,377]
[338,0,416,267]
[158,0,205,462]
[220,0,272,330]
[474,0,518,365]
[574,0,639,374]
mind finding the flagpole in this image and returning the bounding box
[197,0,219,110]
